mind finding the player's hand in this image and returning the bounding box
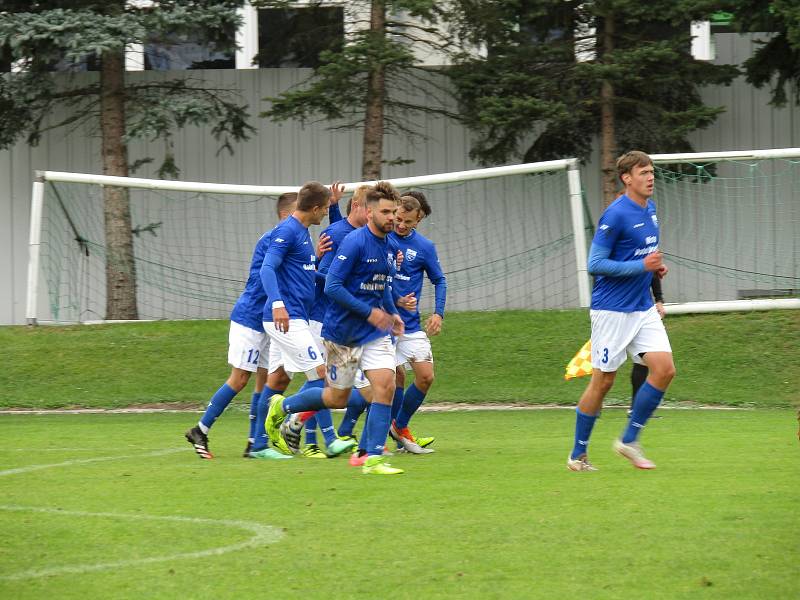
[367,308,392,332]
[272,307,290,333]
[397,293,416,311]
[655,301,665,319]
[655,264,668,279]
[391,314,405,337]
[643,251,664,272]
[425,313,443,336]
[317,232,333,258]
[396,250,404,269]
[329,180,344,205]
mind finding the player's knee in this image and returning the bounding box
[395,368,406,387]
[416,371,434,391]
[227,369,251,392]
[325,388,349,409]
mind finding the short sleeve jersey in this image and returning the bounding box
[322,226,395,347]
[230,229,272,332]
[310,218,356,323]
[261,216,317,322]
[590,194,660,312]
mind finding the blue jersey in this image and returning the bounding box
[310,217,355,323]
[322,226,397,347]
[590,194,660,312]
[260,216,317,322]
[388,230,447,333]
[230,230,272,332]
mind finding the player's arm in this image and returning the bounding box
[424,244,447,336]
[588,212,662,276]
[383,269,404,337]
[327,181,344,224]
[259,227,291,331]
[651,275,665,317]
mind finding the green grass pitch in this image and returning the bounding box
[1,409,798,599]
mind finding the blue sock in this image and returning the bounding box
[253,386,281,451]
[199,383,238,432]
[305,415,318,445]
[622,382,665,444]
[396,383,426,429]
[338,389,368,437]
[391,386,404,421]
[248,391,260,442]
[314,409,337,446]
[282,379,325,413]
[358,404,371,452]
[571,408,598,460]
[364,402,391,457]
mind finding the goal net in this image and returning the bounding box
[649,149,800,312]
[26,161,589,324]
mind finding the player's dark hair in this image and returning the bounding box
[365,181,400,205]
[276,192,297,218]
[400,195,422,214]
[297,181,331,211]
[405,190,431,217]
[616,150,653,183]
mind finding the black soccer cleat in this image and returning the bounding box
[185,426,213,459]
[243,440,253,458]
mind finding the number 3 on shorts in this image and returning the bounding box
[601,347,609,364]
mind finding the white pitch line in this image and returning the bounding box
[0,505,283,581]
[0,448,184,478]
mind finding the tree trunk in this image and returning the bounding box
[100,48,138,320]
[361,0,386,181]
[600,13,617,207]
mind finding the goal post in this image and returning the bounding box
[25,159,590,324]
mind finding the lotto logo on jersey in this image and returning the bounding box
[337,254,347,260]
[405,249,417,262]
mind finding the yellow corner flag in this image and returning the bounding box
[564,340,593,380]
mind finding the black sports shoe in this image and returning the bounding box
[243,441,253,458]
[185,426,213,459]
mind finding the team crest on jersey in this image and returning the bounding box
[651,214,659,227]
[406,249,417,262]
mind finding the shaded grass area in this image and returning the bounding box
[1,309,798,409]
[0,410,798,599]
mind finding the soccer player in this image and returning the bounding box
[184,193,298,460]
[253,181,356,459]
[567,150,675,472]
[265,182,407,475]
[629,277,665,414]
[387,195,447,454]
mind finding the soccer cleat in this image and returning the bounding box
[566,454,598,472]
[264,394,291,455]
[362,455,404,475]
[613,439,656,469]
[389,421,434,454]
[302,444,328,459]
[249,447,293,460]
[326,437,357,457]
[349,450,369,467]
[185,426,213,459]
[338,434,359,453]
[243,441,253,458]
[416,435,435,448]
[280,413,303,454]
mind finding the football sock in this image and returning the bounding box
[630,363,649,411]
[252,386,282,451]
[314,409,337,446]
[358,404,371,452]
[364,402,391,457]
[391,386,404,421]
[305,415,318,445]
[396,383,426,429]
[283,379,325,413]
[571,408,598,460]
[199,383,237,433]
[337,389,368,437]
[248,391,260,442]
[622,382,665,444]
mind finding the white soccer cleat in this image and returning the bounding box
[389,422,434,455]
[566,454,598,472]
[280,413,304,454]
[613,439,656,469]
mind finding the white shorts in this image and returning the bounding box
[323,335,395,389]
[354,369,370,389]
[395,330,434,368]
[264,319,325,376]
[228,321,269,372]
[590,306,672,372]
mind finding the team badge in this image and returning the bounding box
[651,214,659,227]
[406,249,417,262]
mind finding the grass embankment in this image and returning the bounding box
[1,310,797,409]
